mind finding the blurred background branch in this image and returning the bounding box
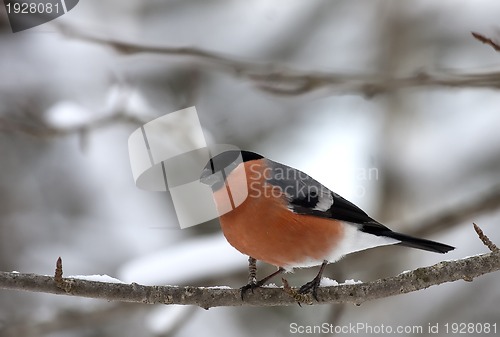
[57,23,500,97]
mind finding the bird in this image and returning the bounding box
[200,150,455,301]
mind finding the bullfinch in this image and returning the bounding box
[200,150,455,300]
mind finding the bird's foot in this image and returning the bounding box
[240,267,285,300]
[297,260,327,302]
[240,279,265,300]
[299,276,321,302]
[298,274,322,302]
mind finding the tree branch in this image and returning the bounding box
[56,24,500,97]
[1,249,498,308]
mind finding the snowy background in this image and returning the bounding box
[1,1,500,336]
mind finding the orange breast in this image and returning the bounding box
[212,160,344,268]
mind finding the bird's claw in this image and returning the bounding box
[240,280,264,300]
[298,276,321,302]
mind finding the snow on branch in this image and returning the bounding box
[0,224,499,309]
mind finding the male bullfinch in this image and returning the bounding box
[200,150,455,300]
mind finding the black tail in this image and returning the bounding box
[389,232,455,253]
[360,222,455,253]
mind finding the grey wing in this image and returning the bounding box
[265,159,378,225]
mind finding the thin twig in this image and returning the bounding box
[281,278,312,305]
[472,32,500,52]
[54,257,63,287]
[473,223,499,252]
